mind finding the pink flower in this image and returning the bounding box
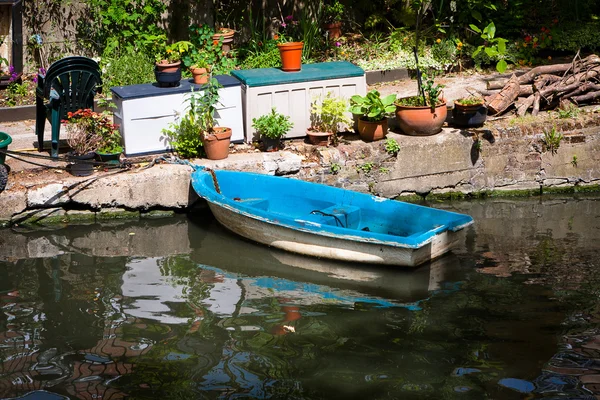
[335,41,341,47]
[285,15,293,21]
[281,22,287,28]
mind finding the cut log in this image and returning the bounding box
[517,95,535,116]
[479,85,534,97]
[532,92,541,116]
[572,90,600,103]
[487,74,521,115]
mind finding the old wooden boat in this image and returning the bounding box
[191,168,473,267]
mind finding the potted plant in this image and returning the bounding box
[394,1,447,136]
[185,50,211,85]
[154,40,193,87]
[197,77,232,160]
[212,27,235,54]
[307,93,351,146]
[323,1,344,39]
[63,108,103,176]
[275,16,304,72]
[95,112,123,164]
[349,90,397,142]
[395,73,447,136]
[162,76,231,160]
[252,108,293,151]
[452,95,488,127]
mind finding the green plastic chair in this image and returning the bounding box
[35,56,102,158]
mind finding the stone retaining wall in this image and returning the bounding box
[1,125,599,228]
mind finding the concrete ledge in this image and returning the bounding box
[366,68,410,85]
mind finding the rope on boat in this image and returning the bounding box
[310,210,345,227]
[207,168,221,194]
[140,155,200,171]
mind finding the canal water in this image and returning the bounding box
[0,196,599,399]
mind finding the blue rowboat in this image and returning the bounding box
[191,168,474,267]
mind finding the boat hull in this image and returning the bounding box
[208,201,460,268]
[191,169,473,268]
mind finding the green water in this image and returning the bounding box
[0,196,599,399]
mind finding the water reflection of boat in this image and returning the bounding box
[189,217,463,306]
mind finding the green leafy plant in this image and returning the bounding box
[195,77,224,136]
[100,49,155,93]
[470,21,509,73]
[162,78,223,158]
[395,72,444,109]
[310,93,351,134]
[557,103,580,119]
[82,0,167,56]
[455,95,485,106]
[323,1,344,23]
[156,40,194,64]
[330,162,341,174]
[384,138,400,156]
[252,108,294,139]
[543,126,563,155]
[356,162,374,173]
[184,24,237,74]
[571,155,578,167]
[349,90,396,122]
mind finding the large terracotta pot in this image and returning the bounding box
[395,100,447,136]
[358,117,388,142]
[202,127,232,160]
[277,42,304,72]
[323,21,342,39]
[191,67,210,85]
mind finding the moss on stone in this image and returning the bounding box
[97,208,140,221]
[141,210,176,219]
[400,184,600,202]
[66,210,97,224]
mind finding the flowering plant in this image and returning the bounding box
[274,15,302,43]
[155,39,194,64]
[63,109,122,155]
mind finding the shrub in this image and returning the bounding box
[252,108,293,139]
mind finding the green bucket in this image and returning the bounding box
[0,132,11,165]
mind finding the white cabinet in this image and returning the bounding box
[111,75,243,156]
[232,62,367,142]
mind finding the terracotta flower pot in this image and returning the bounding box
[395,100,447,136]
[191,67,210,85]
[358,118,388,142]
[306,129,333,146]
[212,28,235,54]
[277,42,304,72]
[323,21,342,39]
[202,127,232,160]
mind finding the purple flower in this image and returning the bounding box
[39,67,46,75]
[285,15,293,21]
[8,65,18,83]
[281,22,287,28]
[335,41,341,47]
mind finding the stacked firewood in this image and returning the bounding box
[483,54,600,116]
